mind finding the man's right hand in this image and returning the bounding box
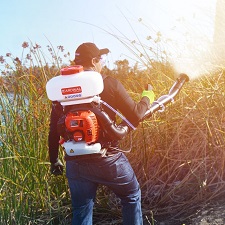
[142,90,155,104]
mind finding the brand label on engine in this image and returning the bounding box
[61,86,82,95]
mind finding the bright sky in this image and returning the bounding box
[0,0,216,72]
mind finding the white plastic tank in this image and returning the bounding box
[46,65,104,105]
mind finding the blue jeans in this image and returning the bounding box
[66,152,143,225]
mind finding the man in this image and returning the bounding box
[48,42,154,225]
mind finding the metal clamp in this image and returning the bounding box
[158,103,166,112]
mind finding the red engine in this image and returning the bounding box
[65,110,99,144]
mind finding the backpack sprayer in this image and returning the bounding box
[46,66,189,156]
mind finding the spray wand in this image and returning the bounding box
[142,73,189,120]
[91,73,189,140]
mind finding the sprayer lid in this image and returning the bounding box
[60,65,84,75]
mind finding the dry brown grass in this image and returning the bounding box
[120,69,225,222]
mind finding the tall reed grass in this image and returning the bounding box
[106,17,225,222]
[1,38,225,225]
[0,43,71,224]
[123,67,225,222]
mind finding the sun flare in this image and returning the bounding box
[156,0,217,79]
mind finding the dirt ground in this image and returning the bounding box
[155,203,225,225]
[188,205,225,225]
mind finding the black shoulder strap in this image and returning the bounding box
[52,101,64,117]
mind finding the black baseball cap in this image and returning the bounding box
[74,42,109,64]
